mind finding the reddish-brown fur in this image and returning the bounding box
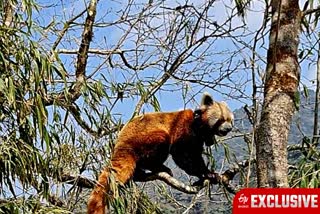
[87,93,233,214]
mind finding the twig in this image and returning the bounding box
[57,48,132,55]
[58,173,96,189]
[302,6,320,18]
[61,103,122,138]
[51,9,87,51]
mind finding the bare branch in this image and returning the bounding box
[61,159,251,195]
[302,6,320,18]
[62,103,122,138]
[58,48,159,71]
[141,172,201,194]
[51,9,87,51]
[74,0,97,95]
[58,174,96,189]
[57,48,128,55]
[137,159,252,194]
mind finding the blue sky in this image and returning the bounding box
[34,0,319,121]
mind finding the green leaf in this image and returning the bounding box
[303,84,309,98]
[294,91,300,111]
[300,175,307,188]
[298,50,304,59]
[8,77,16,109]
[151,96,161,112]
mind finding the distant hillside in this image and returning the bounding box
[233,89,317,142]
[219,89,319,164]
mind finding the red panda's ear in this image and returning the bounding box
[201,92,214,106]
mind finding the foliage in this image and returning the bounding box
[0,0,320,213]
[0,0,60,211]
[289,136,320,188]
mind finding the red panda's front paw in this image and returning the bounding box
[192,172,219,186]
[205,172,219,184]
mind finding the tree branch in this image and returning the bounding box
[57,48,126,55]
[302,6,320,18]
[60,159,251,194]
[131,6,238,116]
[137,159,252,194]
[312,39,320,145]
[140,172,201,194]
[62,103,123,138]
[24,0,98,118]
[43,0,98,106]
[51,10,87,51]
[58,173,96,189]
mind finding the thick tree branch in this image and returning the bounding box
[75,0,97,79]
[31,0,98,107]
[313,40,320,145]
[140,172,201,194]
[59,159,251,194]
[135,159,252,194]
[255,0,301,188]
[23,0,98,120]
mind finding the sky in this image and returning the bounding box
[34,0,320,119]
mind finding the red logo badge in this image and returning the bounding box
[233,188,320,214]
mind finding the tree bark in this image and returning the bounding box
[3,0,13,27]
[312,40,320,145]
[255,0,301,187]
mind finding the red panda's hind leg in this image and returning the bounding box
[111,150,137,184]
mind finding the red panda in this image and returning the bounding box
[87,92,234,214]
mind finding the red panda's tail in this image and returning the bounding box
[87,150,137,214]
[87,168,110,214]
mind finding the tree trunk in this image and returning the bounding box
[312,40,320,145]
[255,0,301,187]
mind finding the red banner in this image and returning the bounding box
[233,188,320,214]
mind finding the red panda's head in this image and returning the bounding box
[195,92,234,146]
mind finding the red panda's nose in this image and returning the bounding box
[219,123,233,136]
[224,124,232,132]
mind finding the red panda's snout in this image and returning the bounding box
[217,122,233,136]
